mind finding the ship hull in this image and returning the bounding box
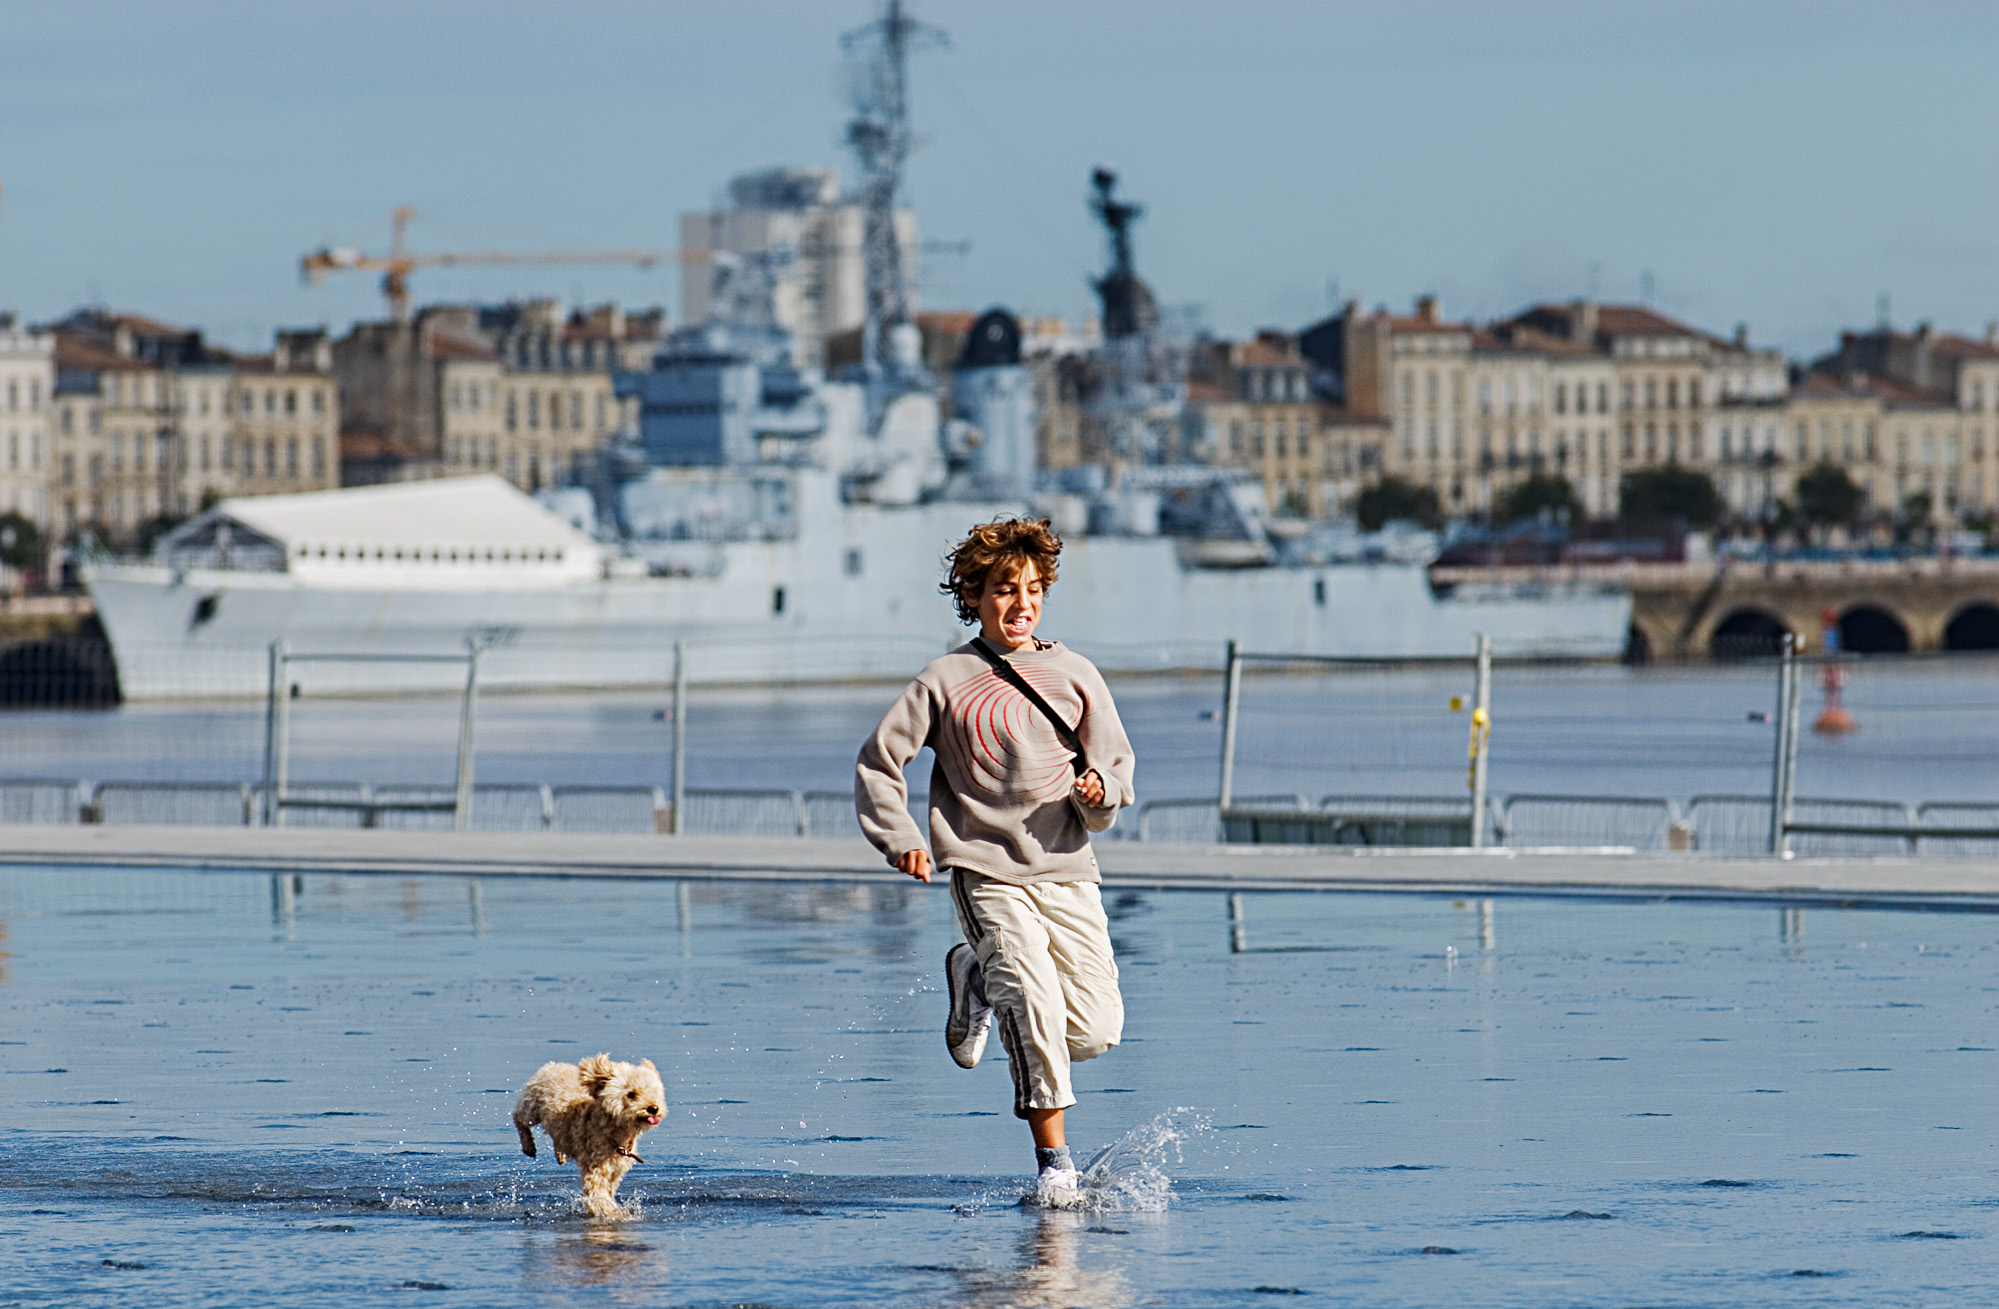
[87,507,1629,698]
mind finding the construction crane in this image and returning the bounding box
[300,206,691,323]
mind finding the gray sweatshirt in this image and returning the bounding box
[855,639,1135,885]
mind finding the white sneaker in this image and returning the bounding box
[1034,1165,1084,1207]
[944,943,991,1069]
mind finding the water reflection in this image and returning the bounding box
[948,1211,1134,1309]
[524,1225,670,1295]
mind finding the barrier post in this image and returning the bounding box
[453,642,480,832]
[260,639,285,826]
[1217,639,1242,815]
[1775,631,1807,855]
[670,640,687,835]
[1469,633,1492,848]
[1768,633,1798,855]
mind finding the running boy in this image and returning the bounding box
[855,516,1135,1198]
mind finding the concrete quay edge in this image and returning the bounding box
[1,826,1996,911]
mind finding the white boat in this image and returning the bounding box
[86,467,1628,699]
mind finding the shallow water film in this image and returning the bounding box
[1,869,1993,1306]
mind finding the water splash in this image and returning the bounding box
[1020,1108,1206,1213]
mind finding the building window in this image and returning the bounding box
[110,433,124,472]
[570,392,582,428]
[221,435,235,470]
[527,392,540,429]
[505,392,518,431]
[312,389,325,415]
[1553,382,1566,415]
[265,438,276,478]
[284,390,297,415]
[60,407,72,435]
[311,437,325,479]
[264,389,276,414]
[772,585,786,616]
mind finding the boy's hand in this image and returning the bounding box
[1074,769,1105,807]
[897,848,933,883]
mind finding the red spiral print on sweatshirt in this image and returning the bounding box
[944,665,1081,802]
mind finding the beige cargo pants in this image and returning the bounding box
[949,868,1124,1118]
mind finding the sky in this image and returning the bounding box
[1,1,1997,359]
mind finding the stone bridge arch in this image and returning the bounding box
[1837,604,1910,653]
[1944,602,1999,650]
[1707,607,1793,660]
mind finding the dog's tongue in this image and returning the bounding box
[646,1114,660,1124]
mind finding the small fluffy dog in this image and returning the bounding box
[513,1053,667,1217]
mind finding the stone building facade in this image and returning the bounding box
[46,312,336,546]
[0,315,54,532]
[333,299,657,490]
[1801,326,1999,522]
[1183,333,1328,517]
[1303,296,1792,521]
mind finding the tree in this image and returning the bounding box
[1493,473,1581,526]
[0,512,41,570]
[1794,462,1864,529]
[1618,466,1723,528]
[1355,476,1440,532]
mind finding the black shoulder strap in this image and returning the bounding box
[970,637,1089,774]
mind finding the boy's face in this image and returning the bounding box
[976,559,1045,649]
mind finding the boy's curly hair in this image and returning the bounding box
[940,517,1063,625]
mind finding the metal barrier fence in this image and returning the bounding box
[94,780,253,827]
[802,791,861,839]
[7,775,1999,854]
[0,778,85,825]
[1916,802,1999,857]
[1681,795,1775,854]
[1498,794,1678,851]
[260,781,370,829]
[1786,798,1919,857]
[678,788,806,838]
[1134,795,1312,844]
[551,786,668,834]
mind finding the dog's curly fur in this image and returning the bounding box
[513,1053,667,1218]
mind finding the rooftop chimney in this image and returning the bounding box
[1733,323,1748,349]
[1569,299,1597,344]
[1414,294,1439,323]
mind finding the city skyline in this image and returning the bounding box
[1,1,1996,357]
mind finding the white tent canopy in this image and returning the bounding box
[158,476,606,588]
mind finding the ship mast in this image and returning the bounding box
[842,0,947,427]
